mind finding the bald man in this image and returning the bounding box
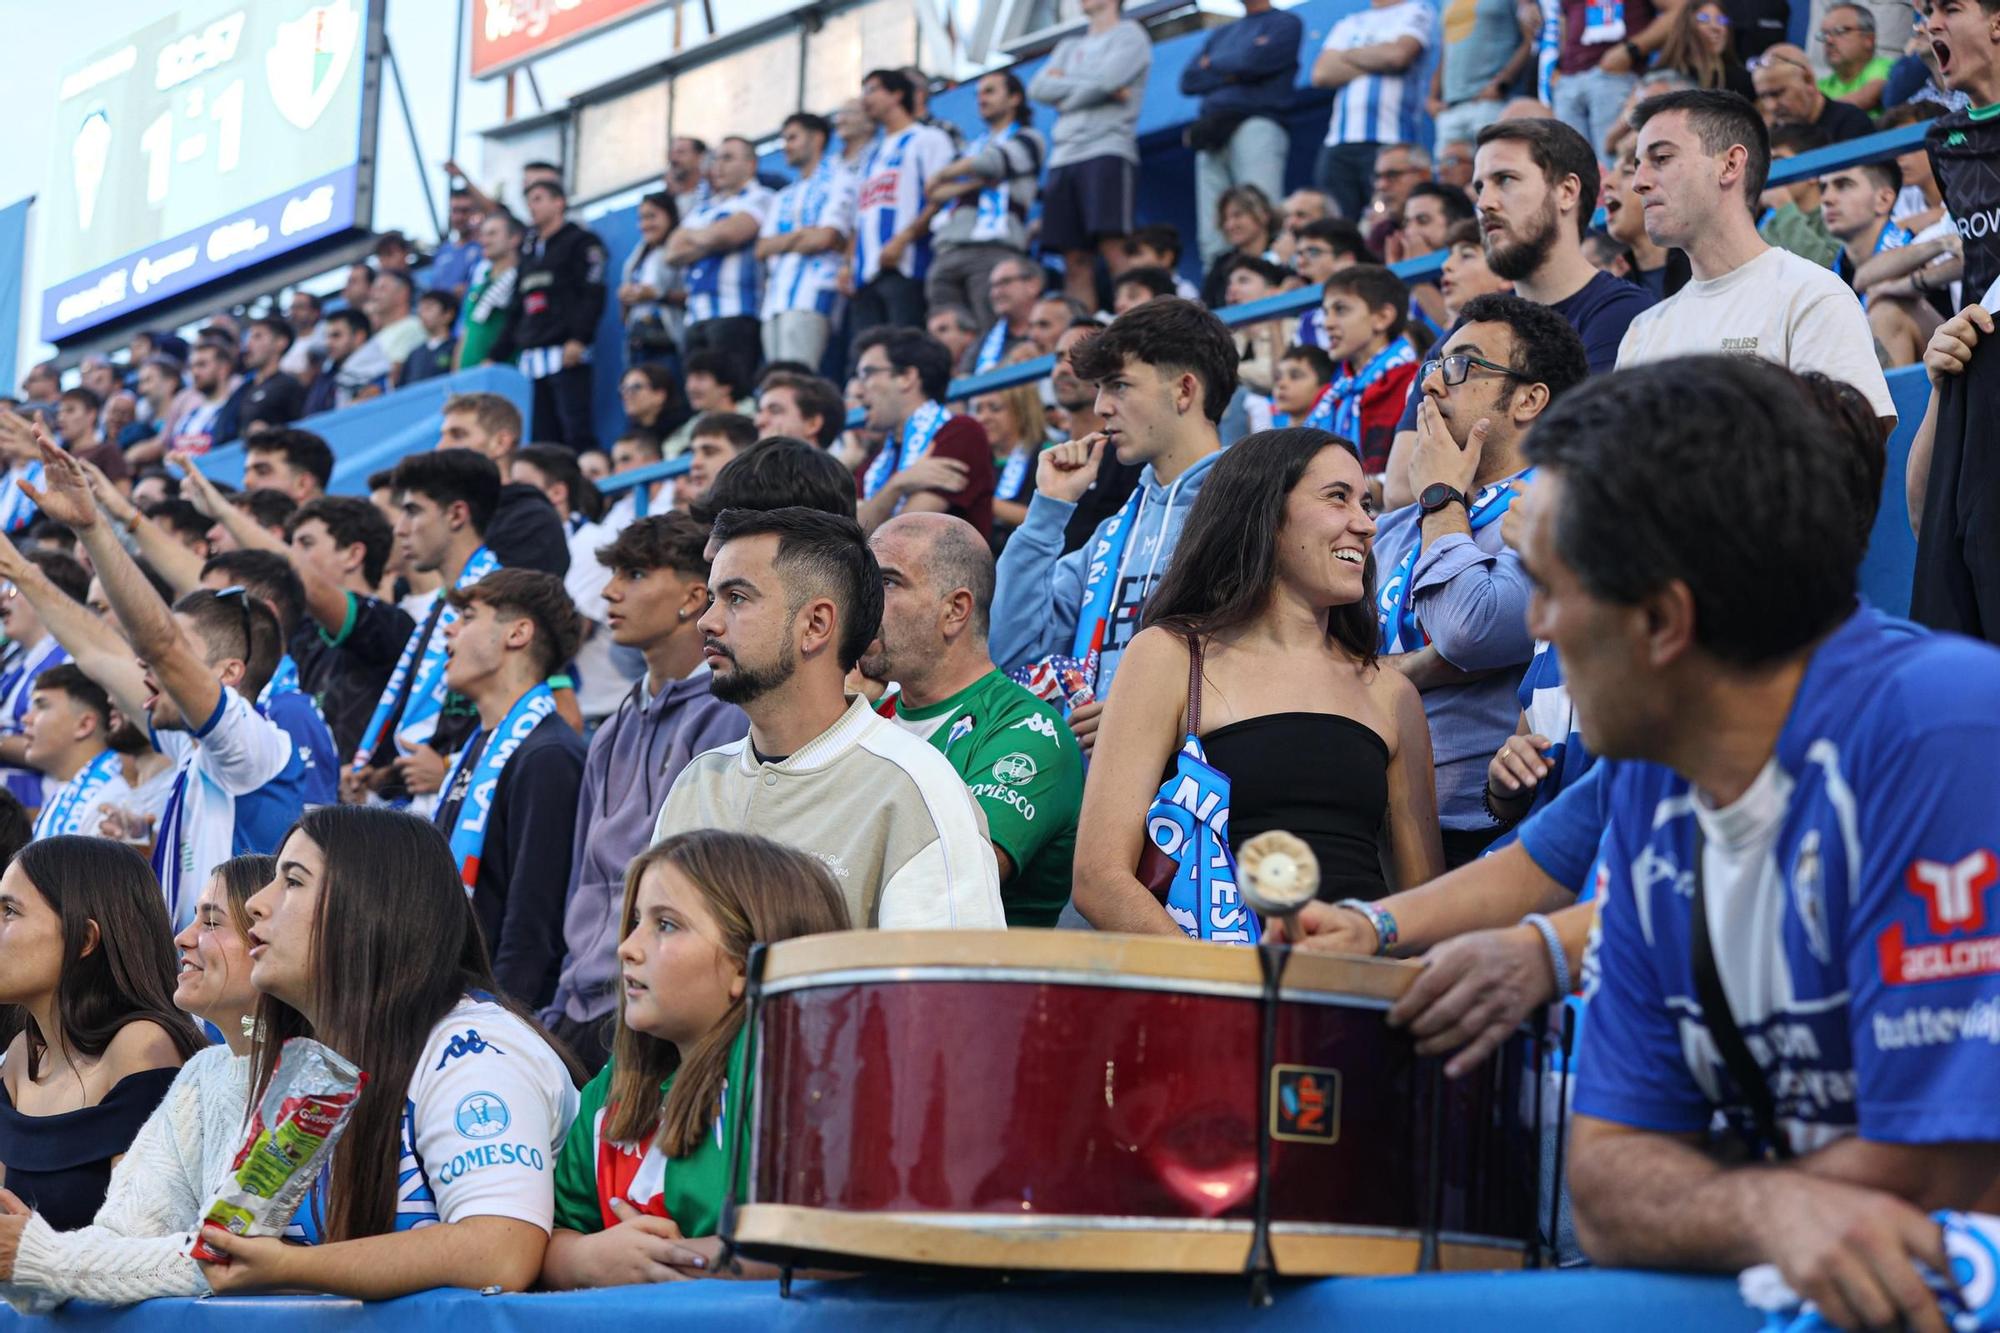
[860,513,1083,927]
[1750,43,1875,141]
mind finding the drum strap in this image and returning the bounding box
[1686,823,1794,1162]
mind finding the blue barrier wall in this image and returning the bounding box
[4,1268,1748,1331]
[1867,366,1929,618]
[198,364,535,494]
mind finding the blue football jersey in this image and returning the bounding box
[1575,607,2000,1154]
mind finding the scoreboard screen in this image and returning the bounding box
[39,0,378,343]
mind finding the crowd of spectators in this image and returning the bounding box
[0,0,1995,1322]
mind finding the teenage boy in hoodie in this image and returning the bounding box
[990,297,1239,753]
[540,513,746,1070]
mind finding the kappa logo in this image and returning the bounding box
[265,0,360,131]
[991,752,1038,785]
[434,1029,505,1070]
[1010,714,1060,741]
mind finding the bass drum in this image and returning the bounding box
[726,930,1539,1275]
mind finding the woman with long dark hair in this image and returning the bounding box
[618,190,685,374]
[196,806,581,1299]
[0,855,271,1309]
[1074,429,1444,935]
[0,838,203,1230]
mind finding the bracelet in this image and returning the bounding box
[546,674,575,691]
[1337,897,1398,956]
[1481,781,1527,827]
[1522,912,1571,996]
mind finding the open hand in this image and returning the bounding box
[1389,924,1553,1077]
[1407,398,1485,501]
[19,423,99,530]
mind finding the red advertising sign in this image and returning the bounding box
[470,0,674,79]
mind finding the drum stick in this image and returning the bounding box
[1238,831,1320,944]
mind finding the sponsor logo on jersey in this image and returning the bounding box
[435,1141,547,1185]
[1720,336,1759,352]
[1011,714,1060,741]
[434,1028,506,1069]
[455,1091,511,1140]
[970,780,1036,822]
[947,715,975,747]
[1879,850,2000,986]
[991,752,1038,785]
[1874,997,2000,1049]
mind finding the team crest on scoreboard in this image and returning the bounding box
[1270,1064,1341,1144]
[266,0,360,131]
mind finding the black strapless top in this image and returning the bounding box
[1202,711,1390,902]
[0,1065,179,1230]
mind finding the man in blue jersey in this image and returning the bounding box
[1515,357,1996,1331]
[757,113,856,373]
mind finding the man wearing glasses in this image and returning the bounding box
[972,256,1047,375]
[1817,5,1897,113]
[1290,217,1370,349]
[1750,42,1877,140]
[1369,294,1590,867]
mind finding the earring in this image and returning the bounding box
[676,609,690,621]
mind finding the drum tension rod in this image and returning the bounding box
[1243,939,1288,1306]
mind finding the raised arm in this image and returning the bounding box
[0,533,147,724]
[79,458,204,597]
[27,436,221,729]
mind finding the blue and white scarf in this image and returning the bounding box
[258,653,302,708]
[996,445,1035,502]
[0,462,43,535]
[1146,735,1258,944]
[1329,336,1417,446]
[1301,383,1338,433]
[861,401,953,504]
[973,319,1012,374]
[34,749,121,839]
[1073,483,1145,666]
[352,546,501,768]
[1377,469,1533,653]
[439,683,557,888]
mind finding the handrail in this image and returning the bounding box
[598,118,1936,495]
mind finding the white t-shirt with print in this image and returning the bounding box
[1614,246,1897,420]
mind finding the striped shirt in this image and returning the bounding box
[1321,0,1436,147]
[684,183,774,324]
[761,158,858,319]
[856,123,955,284]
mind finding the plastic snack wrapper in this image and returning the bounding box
[189,1037,367,1262]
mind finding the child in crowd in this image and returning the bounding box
[540,830,851,1287]
[1318,264,1422,475]
[1270,344,1335,429]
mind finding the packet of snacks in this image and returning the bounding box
[189,1038,367,1262]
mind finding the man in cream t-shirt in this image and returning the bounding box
[1615,89,1896,427]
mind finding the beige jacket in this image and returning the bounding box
[653,695,1004,929]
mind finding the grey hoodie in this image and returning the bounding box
[1027,19,1153,167]
[541,665,747,1026]
[990,450,1222,701]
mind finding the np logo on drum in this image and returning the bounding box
[1270,1064,1341,1144]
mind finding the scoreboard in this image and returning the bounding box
[39,0,380,343]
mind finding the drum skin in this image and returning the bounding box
[747,937,1536,1256]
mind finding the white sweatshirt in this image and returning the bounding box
[2,1044,247,1311]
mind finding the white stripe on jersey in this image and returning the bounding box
[684,184,773,324]
[762,159,858,320]
[856,124,954,283]
[1322,1,1435,147]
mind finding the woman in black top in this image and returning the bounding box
[0,838,202,1229]
[1074,429,1445,933]
[1656,2,1757,101]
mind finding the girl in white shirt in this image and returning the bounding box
[0,853,271,1310]
[196,806,581,1298]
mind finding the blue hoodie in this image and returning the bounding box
[990,450,1222,701]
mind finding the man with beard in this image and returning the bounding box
[1382,117,1652,509]
[653,506,1003,929]
[1614,91,1896,429]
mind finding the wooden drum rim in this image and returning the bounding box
[757,929,1419,1003]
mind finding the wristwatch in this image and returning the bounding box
[1419,482,1467,516]
[1622,38,1645,67]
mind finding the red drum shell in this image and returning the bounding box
[741,932,1537,1272]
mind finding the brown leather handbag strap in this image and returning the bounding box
[1184,634,1205,738]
